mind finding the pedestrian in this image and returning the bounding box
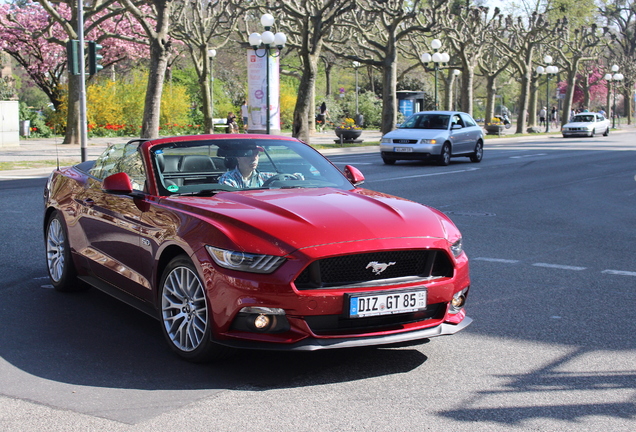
[241,100,249,132]
[316,102,329,133]
[550,106,558,128]
[539,106,547,126]
[226,111,238,134]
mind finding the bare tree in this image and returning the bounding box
[330,0,448,135]
[601,0,636,124]
[440,5,503,116]
[552,23,606,126]
[268,0,356,143]
[120,0,174,139]
[171,0,246,134]
[492,12,566,134]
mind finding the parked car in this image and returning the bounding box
[44,134,472,362]
[562,112,610,137]
[380,111,485,165]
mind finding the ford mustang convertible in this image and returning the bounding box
[44,134,471,362]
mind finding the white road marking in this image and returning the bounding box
[602,269,636,277]
[384,167,479,181]
[532,263,587,271]
[473,257,520,264]
[510,153,547,159]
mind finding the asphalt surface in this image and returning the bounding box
[1,128,635,430]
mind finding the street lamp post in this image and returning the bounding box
[536,55,559,133]
[207,49,216,132]
[421,39,449,110]
[249,14,286,134]
[604,65,624,129]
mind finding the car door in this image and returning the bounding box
[460,113,480,152]
[76,143,154,301]
[450,113,471,154]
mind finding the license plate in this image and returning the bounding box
[349,289,427,318]
[394,146,413,152]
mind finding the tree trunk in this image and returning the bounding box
[141,38,170,139]
[485,75,496,125]
[292,54,319,143]
[380,54,398,135]
[459,59,474,115]
[561,66,578,127]
[64,74,81,145]
[529,75,538,128]
[515,70,531,134]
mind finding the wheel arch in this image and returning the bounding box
[156,245,191,299]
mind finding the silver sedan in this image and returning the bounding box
[380,111,485,166]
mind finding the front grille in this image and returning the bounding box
[393,139,418,144]
[295,250,453,290]
[304,302,445,336]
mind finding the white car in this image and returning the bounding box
[380,111,484,166]
[562,113,610,137]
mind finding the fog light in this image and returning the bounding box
[253,314,271,330]
[451,295,465,308]
[449,288,468,314]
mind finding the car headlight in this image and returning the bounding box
[380,137,392,143]
[450,238,463,258]
[420,139,437,144]
[206,246,286,273]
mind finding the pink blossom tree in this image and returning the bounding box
[0,1,147,144]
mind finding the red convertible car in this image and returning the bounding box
[44,134,471,362]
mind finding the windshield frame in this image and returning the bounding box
[146,137,353,197]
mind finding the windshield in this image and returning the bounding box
[151,138,352,196]
[399,113,450,130]
[572,115,594,123]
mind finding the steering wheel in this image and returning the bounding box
[262,173,298,187]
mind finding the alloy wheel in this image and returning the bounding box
[161,265,209,352]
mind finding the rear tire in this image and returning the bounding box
[159,255,235,362]
[603,127,609,136]
[470,141,483,163]
[45,211,85,292]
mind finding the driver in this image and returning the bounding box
[218,147,275,188]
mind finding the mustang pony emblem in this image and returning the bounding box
[366,261,396,275]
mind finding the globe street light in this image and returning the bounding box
[421,39,449,110]
[604,65,624,129]
[249,14,286,134]
[207,49,216,132]
[536,55,559,133]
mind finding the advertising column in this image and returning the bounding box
[247,48,281,134]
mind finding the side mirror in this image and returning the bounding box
[452,124,462,130]
[344,164,365,187]
[102,172,144,198]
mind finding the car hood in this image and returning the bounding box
[383,128,449,140]
[564,121,594,127]
[165,188,451,255]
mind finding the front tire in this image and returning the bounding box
[382,157,396,165]
[45,211,85,292]
[160,255,234,362]
[470,140,483,163]
[438,143,451,166]
[589,129,595,137]
[603,127,609,136]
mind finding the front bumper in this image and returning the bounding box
[215,315,472,351]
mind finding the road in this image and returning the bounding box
[0,133,635,431]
